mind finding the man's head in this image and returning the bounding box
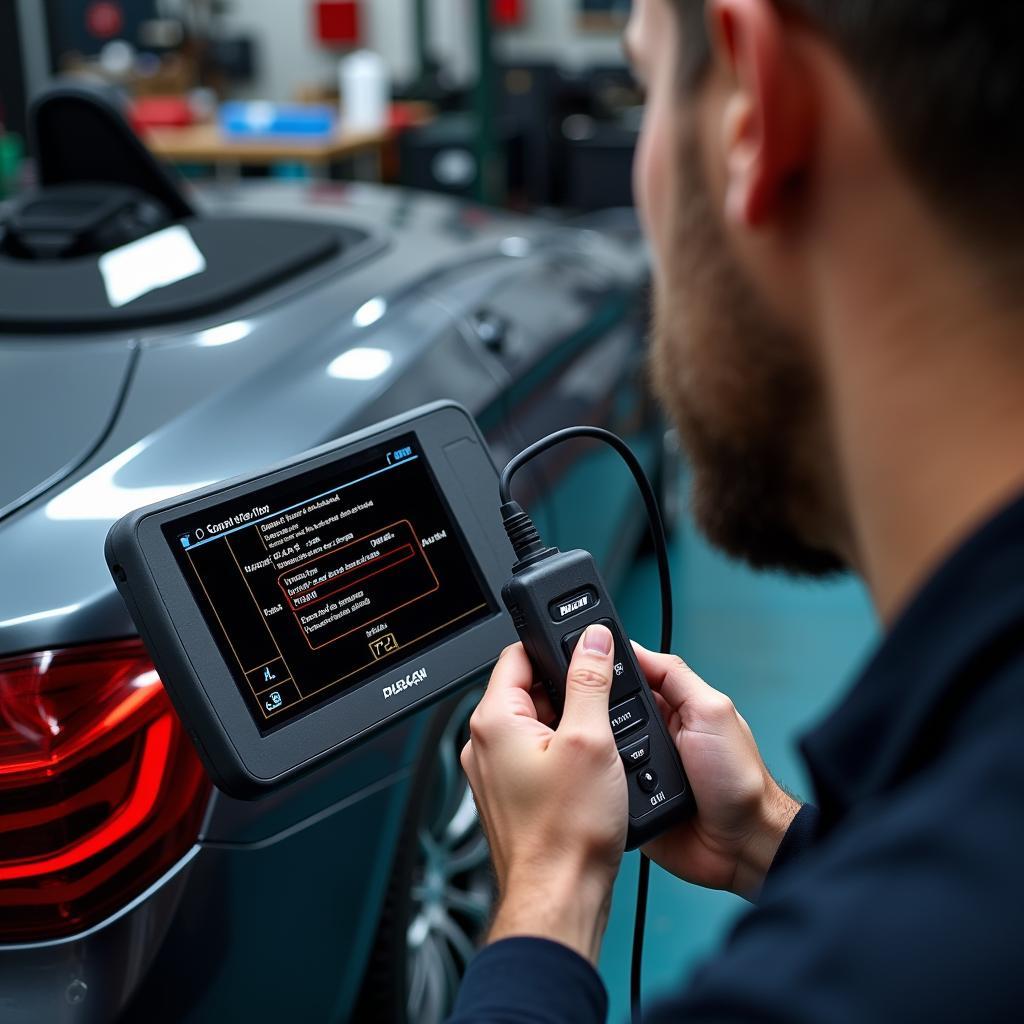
[627,0,1024,578]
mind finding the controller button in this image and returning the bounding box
[637,769,659,794]
[619,734,651,768]
[562,617,619,662]
[562,627,588,661]
[609,696,645,736]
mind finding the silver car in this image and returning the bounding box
[0,86,660,1023]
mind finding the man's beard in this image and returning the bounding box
[651,133,846,577]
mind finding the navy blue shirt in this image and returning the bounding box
[450,492,1024,1022]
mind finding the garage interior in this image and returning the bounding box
[0,3,877,1022]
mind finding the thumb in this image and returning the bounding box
[560,624,616,733]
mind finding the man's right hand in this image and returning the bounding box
[632,644,801,901]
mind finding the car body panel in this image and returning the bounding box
[0,340,135,520]
[0,850,198,1024]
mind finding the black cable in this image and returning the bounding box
[500,426,674,1024]
[631,853,652,1024]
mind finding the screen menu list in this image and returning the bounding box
[166,434,493,731]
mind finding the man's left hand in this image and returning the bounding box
[461,624,627,965]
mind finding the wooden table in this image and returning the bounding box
[145,122,392,180]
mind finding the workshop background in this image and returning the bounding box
[0,2,877,1022]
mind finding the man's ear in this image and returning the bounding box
[707,0,814,229]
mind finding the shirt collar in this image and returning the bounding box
[800,490,1024,826]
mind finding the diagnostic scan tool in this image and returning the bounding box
[106,403,515,796]
[497,428,693,850]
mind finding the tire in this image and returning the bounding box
[352,688,493,1024]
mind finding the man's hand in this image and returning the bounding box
[634,644,800,900]
[461,625,626,965]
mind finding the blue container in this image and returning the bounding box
[219,102,337,140]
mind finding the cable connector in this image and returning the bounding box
[500,500,557,571]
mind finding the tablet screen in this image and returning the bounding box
[165,433,493,731]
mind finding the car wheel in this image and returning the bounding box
[353,688,493,1024]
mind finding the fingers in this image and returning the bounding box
[559,624,616,736]
[631,641,725,717]
[651,689,670,720]
[531,683,557,726]
[651,689,683,749]
[471,643,554,747]
[482,645,555,723]
[486,643,536,695]
[473,643,537,725]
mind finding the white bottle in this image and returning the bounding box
[339,50,390,133]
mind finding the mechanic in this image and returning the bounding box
[449,0,1024,1021]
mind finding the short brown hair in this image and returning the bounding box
[670,1,1024,249]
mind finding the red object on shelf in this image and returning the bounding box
[493,0,524,26]
[86,1,124,40]
[314,1,361,46]
[389,103,425,131]
[130,96,195,133]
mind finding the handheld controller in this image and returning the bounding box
[502,541,692,849]
[497,430,694,851]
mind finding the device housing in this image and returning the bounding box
[503,548,693,848]
[105,402,516,797]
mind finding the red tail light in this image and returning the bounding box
[0,640,211,942]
